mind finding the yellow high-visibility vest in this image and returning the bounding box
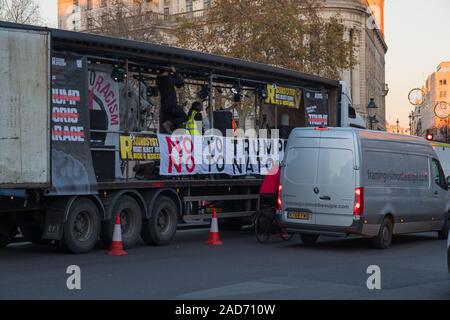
[186,110,201,135]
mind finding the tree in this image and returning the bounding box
[173,0,357,80]
[0,0,41,25]
[85,0,163,43]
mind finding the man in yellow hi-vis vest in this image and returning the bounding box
[186,101,203,135]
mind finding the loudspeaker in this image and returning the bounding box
[90,110,108,145]
[92,148,115,181]
[213,111,232,136]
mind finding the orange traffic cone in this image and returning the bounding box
[205,208,223,245]
[107,214,128,256]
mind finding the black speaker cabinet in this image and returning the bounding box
[213,111,232,136]
[90,109,108,145]
[92,148,115,181]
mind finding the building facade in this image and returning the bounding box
[323,0,388,130]
[412,62,450,141]
[58,0,387,129]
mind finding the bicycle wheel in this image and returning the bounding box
[255,212,273,243]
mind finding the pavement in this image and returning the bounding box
[0,227,449,300]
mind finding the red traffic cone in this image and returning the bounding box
[107,214,128,256]
[205,208,223,245]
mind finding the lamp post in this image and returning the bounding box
[367,98,378,130]
[409,112,413,135]
[434,101,450,143]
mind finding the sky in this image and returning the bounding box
[385,0,450,127]
[39,0,450,128]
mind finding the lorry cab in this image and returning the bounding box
[278,127,450,248]
[339,81,366,129]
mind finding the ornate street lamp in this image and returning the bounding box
[367,98,378,130]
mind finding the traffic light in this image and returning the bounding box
[426,130,434,141]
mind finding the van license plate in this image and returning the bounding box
[287,212,311,220]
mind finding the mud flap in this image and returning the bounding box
[43,210,64,240]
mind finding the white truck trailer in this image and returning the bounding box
[0,22,364,253]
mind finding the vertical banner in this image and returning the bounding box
[88,70,122,178]
[304,89,329,127]
[50,54,97,195]
[88,70,120,144]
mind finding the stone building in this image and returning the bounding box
[323,0,388,130]
[58,0,387,129]
[412,62,450,141]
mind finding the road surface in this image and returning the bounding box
[1,227,449,299]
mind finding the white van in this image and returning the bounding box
[278,127,450,249]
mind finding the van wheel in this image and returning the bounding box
[371,217,393,249]
[141,196,178,246]
[300,234,319,245]
[437,218,449,240]
[101,195,143,249]
[62,198,101,254]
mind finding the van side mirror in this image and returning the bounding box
[447,176,450,188]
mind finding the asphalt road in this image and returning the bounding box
[1,227,449,300]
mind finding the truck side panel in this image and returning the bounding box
[0,28,50,187]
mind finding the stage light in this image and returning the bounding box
[111,66,127,82]
[232,82,242,102]
[257,84,268,99]
[197,84,210,100]
[146,85,159,98]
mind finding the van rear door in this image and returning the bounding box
[282,131,320,224]
[315,132,356,227]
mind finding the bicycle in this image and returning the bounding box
[254,208,293,243]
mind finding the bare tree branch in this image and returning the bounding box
[0,0,41,25]
[85,0,164,43]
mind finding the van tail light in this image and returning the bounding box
[353,188,364,217]
[277,184,283,210]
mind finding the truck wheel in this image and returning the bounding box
[101,195,142,249]
[300,234,319,245]
[62,198,101,254]
[371,217,393,249]
[141,196,178,246]
[437,218,449,240]
[0,220,17,248]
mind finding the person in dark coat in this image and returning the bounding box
[156,66,187,133]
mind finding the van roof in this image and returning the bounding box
[291,127,430,146]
